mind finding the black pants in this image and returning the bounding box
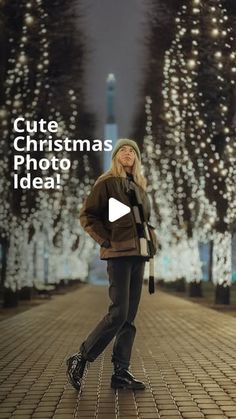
[79,256,145,369]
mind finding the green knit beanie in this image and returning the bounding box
[111,138,141,161]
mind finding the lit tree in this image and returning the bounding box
[142,96,202,293]
[0,0,51,304]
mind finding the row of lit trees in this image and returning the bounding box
[132,0,236,303]
[0,0,97,307]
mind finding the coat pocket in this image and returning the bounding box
[110,223,136,251]
[110,237,136,251]
[111,223,134,247]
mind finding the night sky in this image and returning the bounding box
[79,0,151,140]
[78,0,236,141]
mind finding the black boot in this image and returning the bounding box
[66,352,89,391]
[111,363,146,390]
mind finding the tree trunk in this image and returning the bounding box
[208,239,213,282]
[215,284,230,305]
[0,238,8,288]
[19,286,32,301]
[3,287,19,308]
[175,277,186,292]
[189,281,203,297]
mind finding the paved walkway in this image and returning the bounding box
[0,284,236,419]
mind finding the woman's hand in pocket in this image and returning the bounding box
[101,239,111,248]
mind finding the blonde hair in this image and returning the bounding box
[95,145,147,190]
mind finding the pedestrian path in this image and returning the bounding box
[0,284,236,419]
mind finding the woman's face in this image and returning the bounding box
[117,145,136,168]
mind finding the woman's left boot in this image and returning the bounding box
[111,363,146,390]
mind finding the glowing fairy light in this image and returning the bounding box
[25,15,34,26]
[211,28,219,37]
[215,51,222,59]
[187,59,197,69]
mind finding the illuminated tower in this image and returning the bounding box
[104,73,118,171]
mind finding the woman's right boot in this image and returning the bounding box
[66,352,89,390]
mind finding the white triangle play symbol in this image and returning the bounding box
[108,198,131,222]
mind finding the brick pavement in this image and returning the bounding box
[0,284,236,419]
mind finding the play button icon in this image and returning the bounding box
[108,198,131,222]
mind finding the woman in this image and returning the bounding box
[66,138,158,391]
